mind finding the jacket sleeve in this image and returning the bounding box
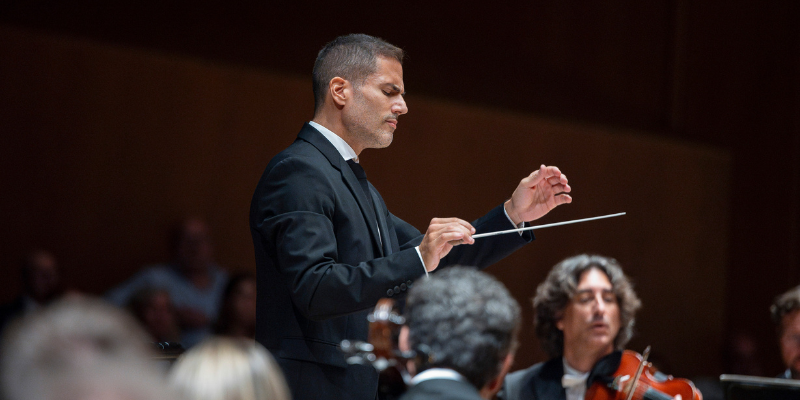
[251,156,425,321]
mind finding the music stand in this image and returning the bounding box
[720,374,800,400]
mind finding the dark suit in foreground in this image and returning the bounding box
[499,351,622,400]
[250,124,533,400]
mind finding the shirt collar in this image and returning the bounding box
[562,359,590,377]
[308,121,358,162]
[562,358,590,396]
[410,368,466,385]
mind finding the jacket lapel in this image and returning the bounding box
[297,124,384,257]
[370,188,393,256]
[534,358,567,400]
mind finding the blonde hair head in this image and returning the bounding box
[169,337,290,400]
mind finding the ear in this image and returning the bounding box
[329,77,349,108]
[556,318,565,331]
[398,326,417,376]
[398,325,410,353]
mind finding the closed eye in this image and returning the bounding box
[383,84,405,97]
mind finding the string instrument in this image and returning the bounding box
[585,347,702,400]
[340,299,430,400]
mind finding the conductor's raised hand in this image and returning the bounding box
[418,218,475,272]
[505,165,572,225]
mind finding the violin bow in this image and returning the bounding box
[625,345,651,400]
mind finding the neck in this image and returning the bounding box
[312,112,363,155]
[479,353,514,399]
[562,345,612,373]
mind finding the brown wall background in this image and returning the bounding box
[0,27,731,377]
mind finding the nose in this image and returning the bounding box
[594,294,606,314]
[393,96,408,115]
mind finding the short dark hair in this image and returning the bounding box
[312,34,404,114]
[771,285,800,335]
[533,254,641,358]
[404,267,520,390]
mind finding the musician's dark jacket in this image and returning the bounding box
[499,351,622,400]
[249,123,534,400]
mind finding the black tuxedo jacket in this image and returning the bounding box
[399,378,483,400]
[250,123,533,400]
[499,351,622,400]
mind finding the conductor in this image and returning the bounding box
[249,33,572,400]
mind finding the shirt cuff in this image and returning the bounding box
[414,246,429,278]
[503,205,525,234]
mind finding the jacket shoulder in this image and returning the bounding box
[501,359,561,400]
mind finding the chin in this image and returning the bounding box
[587,336,614,350]
[375,132,394,148]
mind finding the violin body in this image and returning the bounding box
[340,299,413,400]
[584,350,702,400]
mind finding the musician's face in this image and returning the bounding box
[780,309,800,377]
[342,56,408,153]
[558,268,621,357]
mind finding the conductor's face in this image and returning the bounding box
[342,56,408,152]
[557,268,621,357]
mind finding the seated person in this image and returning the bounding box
[0,296,172,400]
[169,337,290,400]
[770,285,800,379]
[127,287,181,343]
[214,273,257,340]
[107,217,228,347]
[398,267,520,400]
[0,249,64,335]
[500,254,641,400]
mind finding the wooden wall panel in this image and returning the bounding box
[0,27,730,376]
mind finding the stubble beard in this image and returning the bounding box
[345,91,394,151]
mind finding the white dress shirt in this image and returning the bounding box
[562,359,590,400]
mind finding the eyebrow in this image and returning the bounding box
[575,288,614,294]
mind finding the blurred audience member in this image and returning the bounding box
[214,273,257,340]
[169,337,290,400]
[42,362,173,400]
[127,287,181,343]
[0,249,64,334]
[0,296,174,400]
[107,217,229,347]
[771,285,800,379]
[723,331,764,376]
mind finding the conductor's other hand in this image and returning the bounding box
[505,165,572,225]
[418,218,475,272]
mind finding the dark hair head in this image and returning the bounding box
[771,285,800,335]
[404,267,520,390]
[312,34,404,114]
[214,273,257,337]
[533,254,641,358]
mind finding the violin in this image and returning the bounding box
[585,347,702,400]
[340,299,429,400]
